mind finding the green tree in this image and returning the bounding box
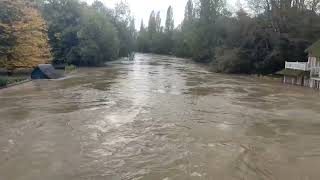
[148,11,157,37]
[75,8,119,66]
[183,0,195,27]
[137,20,149,52]
[112,1,136,56]
[0,0,52,70]
[165,6,174,33]
[155,11,162,33]
[41,0,136,66]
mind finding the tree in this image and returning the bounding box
[129,18,137,51]
[140,20,145,32]
[148,11,157,37]
[42,0,83,64]
[147,11,157,51]
[0,0,21,66]
[155,11,162,33]
[183,0,195,27]
[75,8,119,66]
[41,0,136,66]
[165,6,174,33]
[0,0,52,70]
[137,19,149,52]
[133,0,320,75]
[113,1,135,56]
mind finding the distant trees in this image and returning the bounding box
[183,0,195,25]
[174,0,196,57]
[137,0,320,74]
[137,20,149,52]
[165,6,174,33]
[164,6,174,54]
[112,1,136,57]
[2,0,320,74]
[137,6,175,54]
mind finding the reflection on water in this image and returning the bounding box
[1,54,320,180]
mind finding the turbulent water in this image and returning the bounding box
[1,54,320,180]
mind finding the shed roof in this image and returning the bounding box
[37,64,63,79]
[276,68,310,77]
[305,40,320,57]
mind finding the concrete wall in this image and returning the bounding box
[283,75,320,89]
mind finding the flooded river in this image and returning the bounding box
[1,54,320,180]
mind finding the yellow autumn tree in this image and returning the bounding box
[0,0,52,70]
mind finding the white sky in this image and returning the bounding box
[84,0,243,29]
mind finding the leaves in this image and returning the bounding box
[42,0,135,66]
[0,0,52,70]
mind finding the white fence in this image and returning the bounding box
[285,61,309,71]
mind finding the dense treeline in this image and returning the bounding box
[137,6,175,54]
[40,0,136,66]
[2,0,320,74]
[138,0,320,74]
[0,0,136,69]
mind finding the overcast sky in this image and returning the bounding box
[84,0,243,29]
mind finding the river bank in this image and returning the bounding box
[0,76,30,89]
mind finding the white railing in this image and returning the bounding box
[285,61,309,71]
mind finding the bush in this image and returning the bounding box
[0,77,8,87]
[213,48,253,74]
[65,64,77,73]
[0,76,26,87]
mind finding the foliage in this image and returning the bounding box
[137,6,175,54]
[2,0,320,75]
[112,1,136,57]
[42,0,135,66]
[76,8,119,66]
[213,48,252,73]
[0,77,7,87]
[0,0,52,70]
[137,0,320,74]
[65,64,77,73]
[0,76,26,87]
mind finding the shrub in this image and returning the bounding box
[0,77,8,87]
[0,76,26,87]
[213,48,253,74]
[65,65,77,73]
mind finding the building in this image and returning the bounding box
[305,40,320,89]
[31,64,63,79]
[277,40,320,89]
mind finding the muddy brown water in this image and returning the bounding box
[1,54,320,180]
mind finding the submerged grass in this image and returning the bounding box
[65,65,77,73]
[0,76,28,87]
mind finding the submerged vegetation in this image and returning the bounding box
[65,64,77,73]
[0,76,27,87]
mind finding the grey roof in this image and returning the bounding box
[276,68,310,77]
[305,40,320,57]
[38,64,63,79]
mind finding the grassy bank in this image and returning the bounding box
[0,76,28,88]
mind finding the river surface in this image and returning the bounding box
[1,54,320,180]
